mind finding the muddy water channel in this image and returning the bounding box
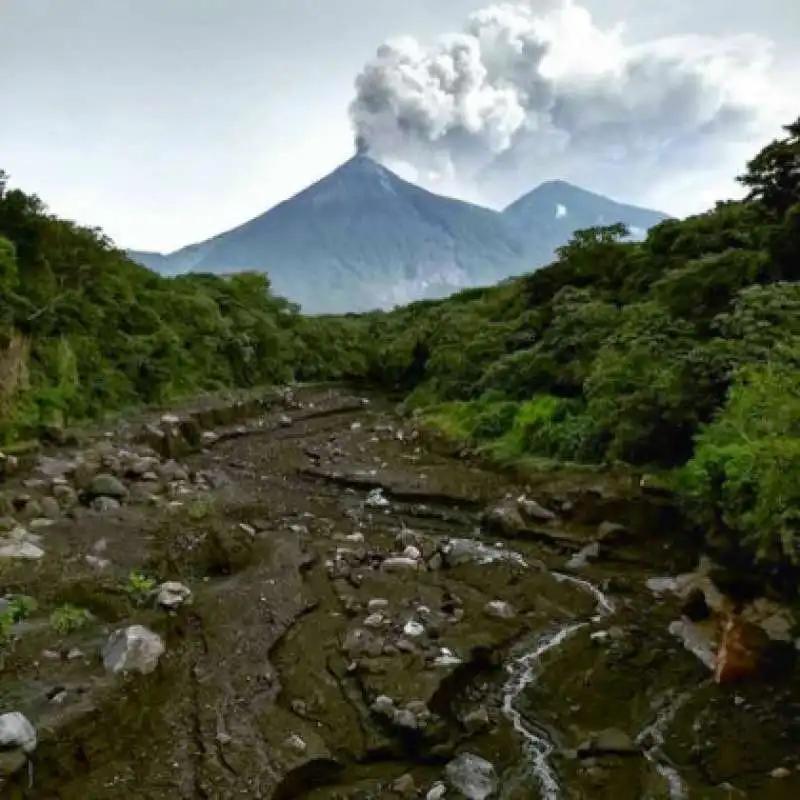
[1,387,799,798]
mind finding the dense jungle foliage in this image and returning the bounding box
[347,118,800,565]
[1,117,798,564]
[0,168,367,442]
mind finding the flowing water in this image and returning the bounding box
[501,572,616,798]
[636,688,702,800]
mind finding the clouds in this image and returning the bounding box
[349,0,790,213]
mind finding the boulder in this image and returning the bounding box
[157,581,192,610]
[0,712,36,753]
[0,712,36,778]
[0,527,44,559]
[482,499,527,537]
[483,600,515,620]
[103,625,165,675]
[596,520,628,543]
[444,752,498,799]
[518,496,557,523]
[565,542,601,570]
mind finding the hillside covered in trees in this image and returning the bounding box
[343,117,800,568]
[1,117,799,569]
[0,170,367,442]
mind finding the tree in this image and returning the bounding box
[738,117,800,216]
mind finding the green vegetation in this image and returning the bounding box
[2,117,799,568]
[123,570,157,606]
[49,603,91,636]
[0,169,362,442]
[184,496,217,521]
[347,118,800,565]
[0,595,36,656]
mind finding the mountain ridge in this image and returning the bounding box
[127,156,669,313]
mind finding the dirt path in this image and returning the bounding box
[1,386,799,799]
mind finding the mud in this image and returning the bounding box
[1,386,799,799]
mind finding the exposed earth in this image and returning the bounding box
[1,386,799,799]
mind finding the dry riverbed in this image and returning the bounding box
[0,385,799,799]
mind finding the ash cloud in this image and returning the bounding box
[349,0,786,213]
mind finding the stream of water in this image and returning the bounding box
[636,685,709,800]
[499,568,696,799]
[501,620,587,798]
[500,572,615,797]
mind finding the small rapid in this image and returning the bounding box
[635,684,709,800]
[500,571,615,798]
[636,696,689,799]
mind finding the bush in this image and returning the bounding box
[679,358,800,562]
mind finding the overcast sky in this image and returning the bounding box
[2,0,797,252]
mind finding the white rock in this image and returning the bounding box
[85,554,111,570]
[445,752,498,800]
[426,782,447,800]
[285,733,307,754]
[368,598,389,612]
[483,600,515,620]
[403,545,422,560]
[365,488,389,508]
[668,618,716,671]
[0,712,36,753]
[645,577,678,594]
[363,613,384,628]
[771,767,791,779]
[565,542,601,570]
[403,621,425,638]
[103,625,165,674]
[28,518,55,530]
[393,709,418,729]
[157,581,192,610]
[517,496,556,522]
[434,648,462,667]
[381,557,419,571]
[0,540,44,560]
[8,525,38,541]
[371,695,395,715]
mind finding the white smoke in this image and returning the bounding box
[349,0,789,213]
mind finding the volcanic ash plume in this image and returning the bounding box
[349,0,786,211]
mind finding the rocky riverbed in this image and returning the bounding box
[0,385,799,798]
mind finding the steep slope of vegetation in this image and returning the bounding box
[349,118,800,565]
[0,171,363,442]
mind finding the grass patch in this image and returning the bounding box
[421,394,600,472]
[49,603,92,635]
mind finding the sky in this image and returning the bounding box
[1,0,797,252]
